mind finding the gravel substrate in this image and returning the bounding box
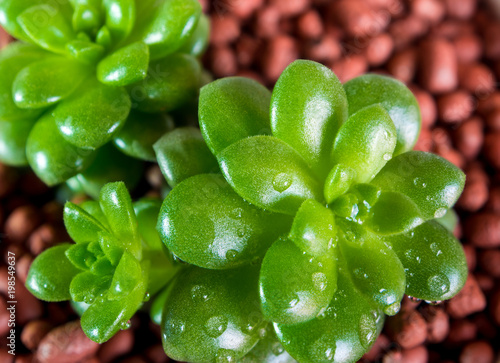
[1,0,499,362]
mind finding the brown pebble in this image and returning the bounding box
[436,146,465,169]
[490,288,500,325]
[297,10,324,40]
[484,132,500,169]
[483,23,500,60]
[210,15,240,45]
[485,187,500,213]
[453,33,483,64]
[97,329,134,363]
[330,54,368,83]
[387,48,417,83]
[27,224,60,256]
[15,354,35,363]
[235,36,260,68]
[462,244,477,271]
[454,117,484,161]
[446,319,477,346]
[331,0,390,38]
[444,0,477,20]
[485,108,500,131]
[401,345,428,363]
[0,27,12,49]
[465,213,500,248]
[412,87,437,128]
[36,321,100,363]
[478,250,500,277]
[235,70,265,84]
[254,6,281,39]
[447,275,487,318]
[0,296,9,336]
[390,16,428,50]
[414,127,433,152]
[459,341,494,363]
[477,92,500,117]
[209,46,238,78]
[225,0,264,19]
[16,282,44,325]
[16,253,33,285]
[411,0,446,25]
[121,357,148,363]
[421,306,449,343]
[419,38,458,94]
[474,272,495,294]
[459,63,496,96]
[0,163,18,198]
[262,35,298,82]
[386,310,427,349]
[21,320,53,351]
[437,90,474,124]
[5,205,41,243]
[365,33,394,67]
[473,313,497,339]
[145,344,169,363]
[270,0,309,17]
[0,349,14,363]
[432,20,475,39]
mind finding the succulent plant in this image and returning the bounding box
[26,181,177,343]
[0,0,208,187]
[155,60,468,363]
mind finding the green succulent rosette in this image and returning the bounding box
[0,0,208,187]
[156,60,468,363]
[26,182,178,343]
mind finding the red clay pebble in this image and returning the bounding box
[453,33,483,64]
[477,92,500,117]
[387,47,417,83]
[412,87,437,128]
[297,10,324,40]
[27,224,61,256]
[411,0,446,25]
[145,344,169,363]
[210,15,240,45]
[97,329,134,363]
[485,186,500,213]
[413,127,432,152]
[330,54,368,83]
[304,35,342,64]
[444,0,477,20]
[254,6,281,39]
[447,275,487,318]
[490,288,500,325]
[437,90,474,124]
[5,205,41,243]
[0,349,14,363]
[473,313,497,339]
[16,253,33,284]
[0,163,18,198]
[462,244,477,271]
[421,306,449,343]
[330,0,390,38]
[365,33,394,66]
[362,333,390,361]
[485,108,500,131]
[209,46,238,78]
[386,310,427,349]
[459,341,494,363]
[21,320,53,351]
[390,16,428,50]
[419,38,458,94]
[478,250,500,277]
[446,319,478,346]
[262,35,298,82]
[484,132,500,169]
[0,296,9,336]
[36,321,100,363]
[465,213,500,248]
[270,0,309,17]
[225,0,264,19]
[16,282,44,324]
[401,346,428,363]
[475,272,495,294]
[454,117,484,161]
[459,63,496,96]
[483,23,500,60]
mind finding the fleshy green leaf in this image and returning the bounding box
[81,264,147,343]
[114,111,174,161]
[436,208,459,233]
[336,220,406,315]
[26,113,96,186]
[131,53,200,113]
[275,269,384,363]
[259,239,336,325]
[90,255,114,275]
[69,271,112,303]
[64,201,110,244]
[180,13,209,57]
[150,281,175,325]
[370,151,466,220]
[158,174,292,269]
[65,242,94,270]
[0,119,36,166]
[102,0,135,44]
[13,57,91,109]
[131,0,201,60]
[153,127,219,188]
[289,199,335,256]
[97,42,149,86]
[271,60,347,180]
[26,243,80,301]
[143,249,179,296]
[199,77,272,157]
[161,265,264,363]
[238,326,296,363]
[108,251,142,299]
[323,164,356,204]
[96,25,112,49]
[219,136,323,215]
[344,74,421,156]
[331,104,397,184]
[17,4,75,54]
[71,2,102,34]
[71,143,143,199]
[134,198,163,250]
[97,232,123,266]
[383,220,468,301]
[79,201,110,229]
[99,182,141,259]
[66,40,105,64]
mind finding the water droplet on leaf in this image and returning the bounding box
[226,249,238,261]
[434,207,447,218]
[272,342,284,355]
[191,285,211,303]
[427,275,450,295]
[205,316,228,338]
[312,272,328,291]
[216,349,236,363]
[383,153,392,161]
[120,320,131,330]
[359,313,377,348]
[273,173,292,193]
[384,302,401,316]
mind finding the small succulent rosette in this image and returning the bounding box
[26,182,177,343]
[156,60,468,363]
[0,0,208,188]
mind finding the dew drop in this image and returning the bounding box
[273,173,292,193]
[434,207,447,218]
[120,320,131,330]
[289,297,299,308]
[170,320,185,335]
[226,249,238,261]
[383,153,392,161]
[251,256,261,265]
[316,307,327,319]
[230,208,243,219]
[258,328,267,339]
[425,300,443,305]
[205,316,228,338]
[237,228,245,238]
[384,302,401,316]
[408,296,421,303]
[191,285,211,303]
[216,349,236,363]
[413,177,426,188]
[427,275,450,294]
[272,342,284,356]
[310,336,336,362]
[143,292,151,302]
[359,313,377,349]
[312,272,328,291]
